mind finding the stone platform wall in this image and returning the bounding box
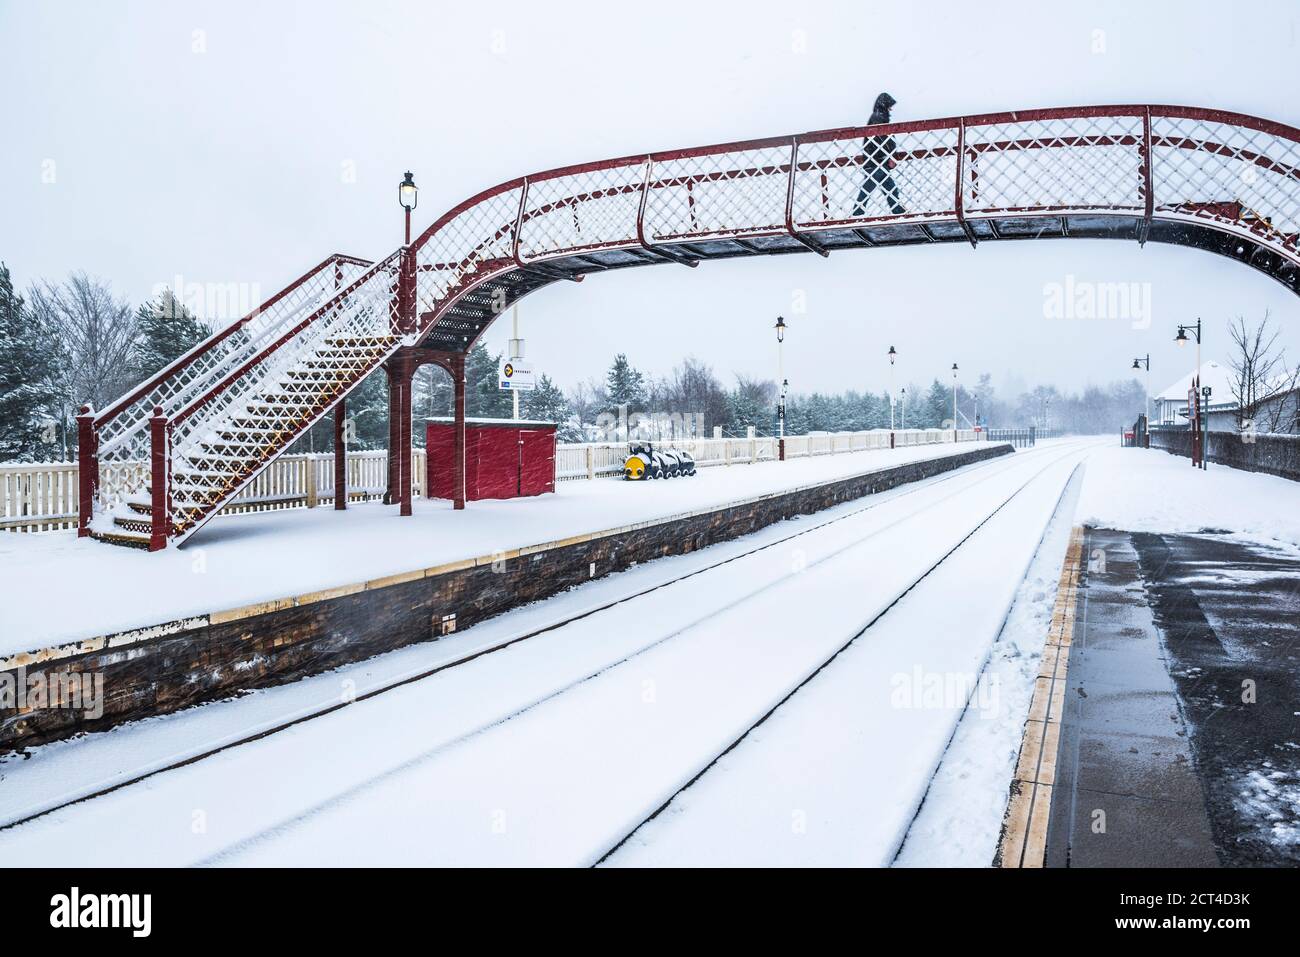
[1,443,1011,752]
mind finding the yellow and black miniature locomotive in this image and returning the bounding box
[623,442,697,480]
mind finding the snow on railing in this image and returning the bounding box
[85,254,373,515]
[407,105,1300,333]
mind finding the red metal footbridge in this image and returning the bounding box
[77,104,1300,549]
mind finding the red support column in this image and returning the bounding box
[384,363,400,505]
[452,354,467,510]
[333,396,347,511]
[149,406,169,552]
[398,357,413,517]
[76,405,98,537]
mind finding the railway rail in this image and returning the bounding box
[0,441,1082,841]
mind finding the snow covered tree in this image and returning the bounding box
[0,262,62,460]
[726,375,775,434]
[523,374,581,440]
[130,289,210,381]
[413,363,454,432]
[466,343,512,418]
[603,353,646,414]
[522,373,568,421]
[973,373,995,428]
[924,379,951,428]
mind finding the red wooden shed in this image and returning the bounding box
[425,418,556,502]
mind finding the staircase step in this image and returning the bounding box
[113,515,152,534]
[90,320,398,549]
[325,336,396,348]
[91,528,153,549]
[284,370,348,381]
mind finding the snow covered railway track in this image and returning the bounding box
[593,446,1086,866]
[0,445,1046,834]
[0,443,1087,861]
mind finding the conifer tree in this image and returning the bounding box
[131,288,210,380]
[0,262,61,460]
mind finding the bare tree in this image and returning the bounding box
[1227,312,1287,432]
[29,273,139,417]
[1259,364,1300,433]
[566,377,605,436]
[659,356,730,430]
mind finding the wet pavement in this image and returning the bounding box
[1047,527,1300,867]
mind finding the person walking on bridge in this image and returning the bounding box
[854,92,906,217]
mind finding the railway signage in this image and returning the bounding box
[498,356,536,391]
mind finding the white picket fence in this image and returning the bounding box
[0,451,421,534]
[1,429,981,533]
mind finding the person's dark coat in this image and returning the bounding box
[863,92,898,174]
[854,92,904,216]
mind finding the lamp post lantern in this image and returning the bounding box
[399,171,418,244]
[951,363,959,440]
[775,316,787,460]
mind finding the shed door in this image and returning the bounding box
[518,430,555,497]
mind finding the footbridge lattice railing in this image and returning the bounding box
[79,105,1300,548]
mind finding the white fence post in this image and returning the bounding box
[304,456,318,509]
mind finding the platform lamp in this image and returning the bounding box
[1175,318,1205,469]
[1132,355,1151,431]
[951,363,959,440]
[775,316,788,461]
[888,345,897,431]
[399,171,418,244]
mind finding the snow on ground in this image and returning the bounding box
[1076,445,1300,547]
[33,436,1300,867]
[0,441,996,657]
[1229,764,1300,849]
[893,462,1084,866]
[0,451,1015,827]
[0,443,1074,866]
[603,447,1089,866]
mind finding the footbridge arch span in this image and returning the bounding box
[81,104,1300,548]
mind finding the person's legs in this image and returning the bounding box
[853,166,886,217]
[881,173,904,215]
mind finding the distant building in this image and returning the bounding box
[1152,359,1300,435]
[1152,360,1235,430]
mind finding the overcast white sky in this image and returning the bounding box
[3,0,1299,398]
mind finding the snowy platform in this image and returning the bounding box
[0,442,1001,662]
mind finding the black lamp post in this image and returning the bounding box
[951,363,959,440]
[1132,354,1151,431]
[888,345,897,431]
[1175,319,1206,469]
[399,171,418,244]
[775,316,787,460]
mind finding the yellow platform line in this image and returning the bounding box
[995,525,1084,868]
